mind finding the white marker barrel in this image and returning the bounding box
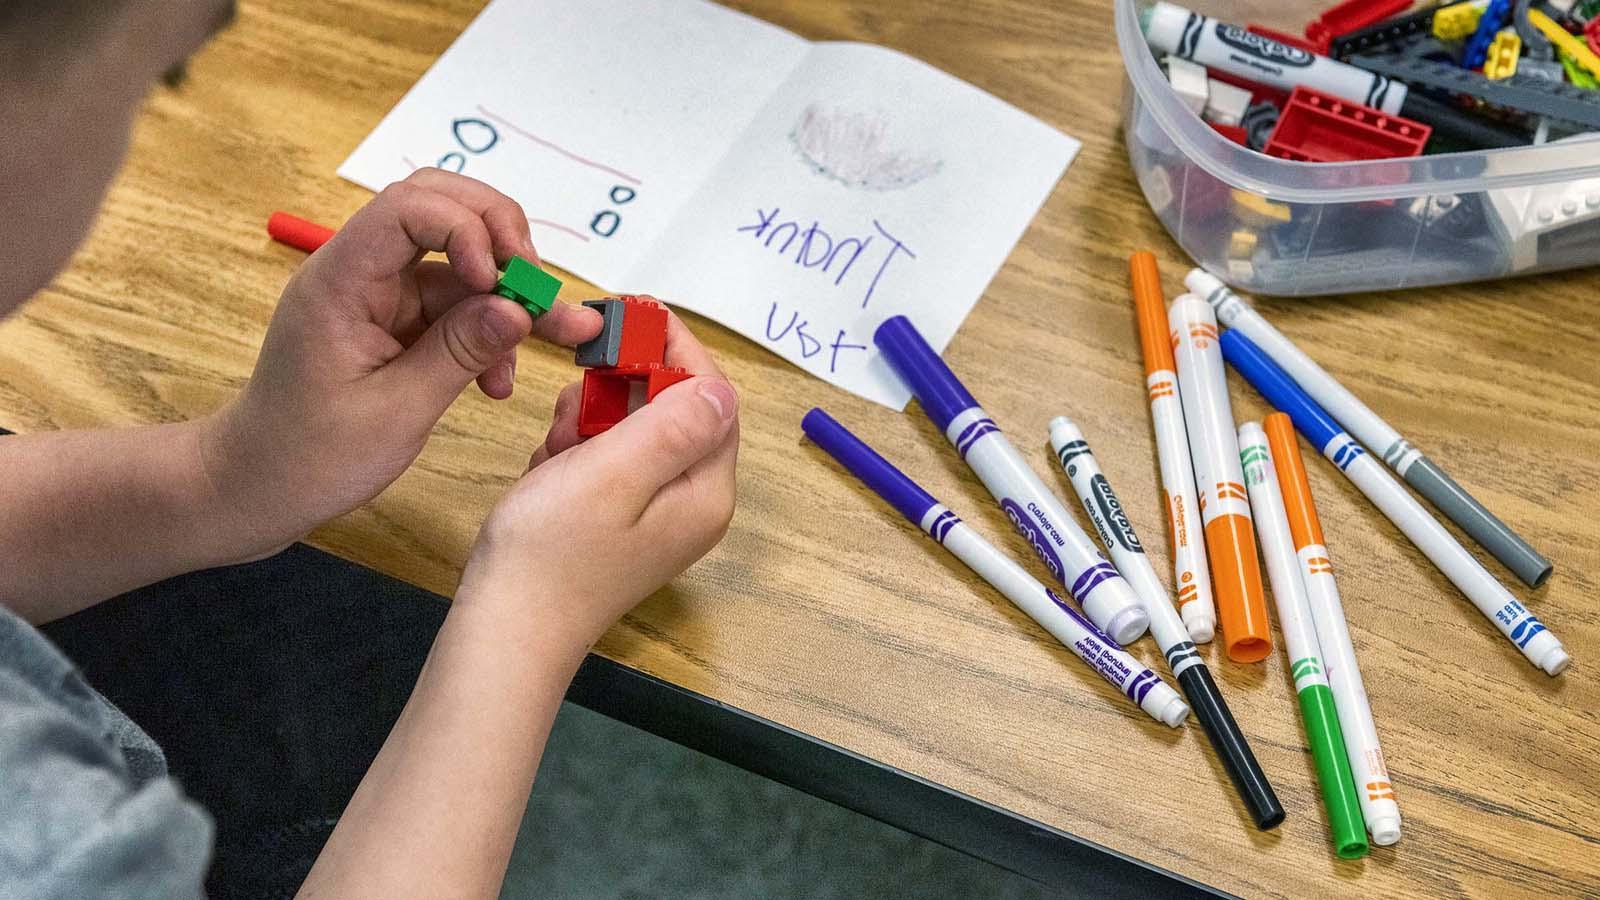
[1170,295,1273,662]
[1143,1,1408,114]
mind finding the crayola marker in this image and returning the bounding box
[1129,252,1217,643]
[1265,413,1401,846]
[1188,269,1552,589]
[1049,415,1284,829]
[1239,422,1368,859]
[1222,330,1570,676]
[875,316,1150,645]
[1169,295,1272,662]
[802,408,1188,728]
[1142,1,1408,114]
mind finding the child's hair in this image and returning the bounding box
[0,1,236,78]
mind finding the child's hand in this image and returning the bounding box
[454,313,739,650]
[203,169,601,553]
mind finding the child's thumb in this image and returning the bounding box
[387,294,532,416]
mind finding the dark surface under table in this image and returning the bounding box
[37,539,1211,899]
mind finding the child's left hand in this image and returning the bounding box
[201,169,602,554]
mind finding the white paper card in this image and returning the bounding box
[339,0,1078,407]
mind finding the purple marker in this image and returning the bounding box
[874,316,1151,645]
[803,408,1188,727]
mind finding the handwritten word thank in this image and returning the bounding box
[736,208,915,309]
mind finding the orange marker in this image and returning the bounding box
[1169,293,1272,662]
[1266,414,1401,845]
[1129,252,1217,643]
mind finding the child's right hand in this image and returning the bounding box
[453,313,739,649]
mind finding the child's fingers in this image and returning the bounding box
[526,381,584,470]
[332,181,501,294]
[662,310,724,377]
[532,302,603,348]
[401,167,538,266]
[378,294,532,419]
[579,375,738,517]
[477,349,517,400]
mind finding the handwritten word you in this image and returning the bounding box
[736,207,915,310]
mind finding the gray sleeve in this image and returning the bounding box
[0,616,214,900]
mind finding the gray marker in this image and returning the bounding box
[1187,269,1553,587]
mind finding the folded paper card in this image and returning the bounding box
[339,0,1079,407]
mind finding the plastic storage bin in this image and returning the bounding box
[1116,0,1600,296]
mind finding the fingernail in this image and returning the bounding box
[698,379,736,421]
[485,251,501,280]
[496,362,515,390]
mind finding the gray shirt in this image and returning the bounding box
[1,604,212,898]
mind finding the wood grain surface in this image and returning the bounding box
[2,1,1597,896]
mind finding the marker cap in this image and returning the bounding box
[1219,329,1344,452]
[1263,413,1326,549]
[802,408,938,526]
[1129,252,1177,376]
[1298,685,1371,859]
[1206,514,1274,663]
[874,316,979,432]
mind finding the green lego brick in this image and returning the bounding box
[495,255,561,318]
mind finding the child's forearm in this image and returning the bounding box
[0,416,289,622]
[297,593,587,900]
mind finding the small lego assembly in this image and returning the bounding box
[1265,87,1432,162]
[573,295,691,437]
[495,255,562,320]
[1463,0,1512,68]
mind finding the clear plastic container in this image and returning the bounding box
[1116,0,1600,296]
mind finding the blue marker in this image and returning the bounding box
[802,408,1188,727]
[874,316,1150,645]
[1220,331,1570,676]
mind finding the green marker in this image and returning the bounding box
[1239,422,1369,860]
[495,255,561,320]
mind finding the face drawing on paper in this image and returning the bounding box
[790,104,942,191]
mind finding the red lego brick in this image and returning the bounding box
[1587,17,1600,58]
[1263,86,1431,163]
[576,363,693,437]
[1247,23,1321,55]
[1303,0,1413,55]
[573,293,690,437]
[1210,123,1250,146]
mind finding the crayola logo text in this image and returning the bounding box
[1002,499,1065,582]
[1214,23,1314,67]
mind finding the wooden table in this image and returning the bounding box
[4,1,1597,896]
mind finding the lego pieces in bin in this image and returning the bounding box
[1351,51,1600,128]
[1513,0,1555,60]
[1330,5,1447,58]
[1305,0,1414,55]
[1433,0,1487,40]
[1166,57,1210,115]
[1526,8,1600,78]
[573,295,691,436]
[1483,29,1523,79]
[1242,101,1282,150]
[1485,135,1600,270]
[1463,0,1512,68]
[1264,87,1432,162]
[1205,79,1254,127]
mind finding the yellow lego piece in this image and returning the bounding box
[1527,8,1600,80]
[1433,1,1484,41]
[1231,190,1292,227]
[1484,29,1521,79]
[1229,230,1259,259]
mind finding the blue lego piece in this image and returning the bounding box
[1464,0,1512,69]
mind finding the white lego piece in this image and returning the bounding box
[1486,134,1600,270]
[1547,0,1576,14]
[1204,79,1253,128]
[1165,56,1210,116]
